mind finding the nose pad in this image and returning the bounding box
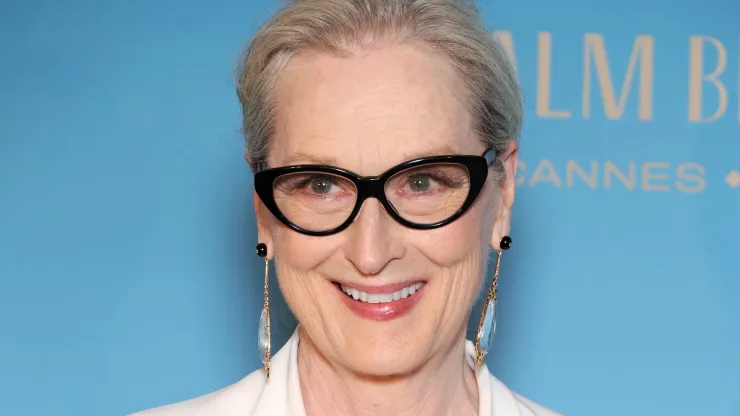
[351,198,391,230]
[353,196,389,223]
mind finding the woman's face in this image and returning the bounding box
[255,43,517,376]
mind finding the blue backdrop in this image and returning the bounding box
[1,0,738,415]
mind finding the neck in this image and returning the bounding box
[297,329,479,416]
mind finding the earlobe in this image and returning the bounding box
[490,205,511,250]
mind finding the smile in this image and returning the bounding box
[339,282,425,304]
[333,280,427,321]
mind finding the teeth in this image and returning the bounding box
[339,282,424,304]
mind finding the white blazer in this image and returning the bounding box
[132,330,562,416]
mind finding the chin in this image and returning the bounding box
[342,343,426,377]
[335,322,434,377]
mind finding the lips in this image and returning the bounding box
[332,280,427,321]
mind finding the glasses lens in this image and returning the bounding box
[384,163,472,225]
[273,171,357,232]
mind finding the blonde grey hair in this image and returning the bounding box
[235,0,522,180]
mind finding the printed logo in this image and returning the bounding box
[493,31,739,123]
[517,159,706,192]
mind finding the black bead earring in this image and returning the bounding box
[500,235,512,250]
[256,243,267,258]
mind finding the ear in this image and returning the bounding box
[245,151,255,170]
[490,139,518,250]
[247,151,275,258]
[253,190,275,260]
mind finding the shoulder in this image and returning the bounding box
[478,360,563,416]
[512,392,564,416]
[469,339,563,416]
[128,370,266,416]
[130,330,302,416]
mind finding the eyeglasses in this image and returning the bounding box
[254,150,495,236]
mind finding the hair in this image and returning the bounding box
[235,0,522,181]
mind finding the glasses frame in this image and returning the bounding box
[254,150,495,237]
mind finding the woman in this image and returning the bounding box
[135,0,561,415]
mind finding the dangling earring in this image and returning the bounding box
[474,235,512,368]
[256,243,271,380]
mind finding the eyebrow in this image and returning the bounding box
[397,144,459,161]
[277,144,463,168]
[280,152,339,166]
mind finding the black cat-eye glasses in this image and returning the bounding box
[254,150,495,236]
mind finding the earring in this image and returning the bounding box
[256,243,271,380]
[474,235,512,368]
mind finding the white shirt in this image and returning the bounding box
[132,330,562,416]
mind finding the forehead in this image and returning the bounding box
[269,43,481,174]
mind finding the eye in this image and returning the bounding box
[407,175,432,193]
[310,176,335,194]
[386,164,471,200]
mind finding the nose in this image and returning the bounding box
[343,199,406,276]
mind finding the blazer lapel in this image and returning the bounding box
[250,330,307,416]
[466,340,525,416]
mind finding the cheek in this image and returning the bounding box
[271,228,342,316]
[414,201,492,267]
[272,226,341,271]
